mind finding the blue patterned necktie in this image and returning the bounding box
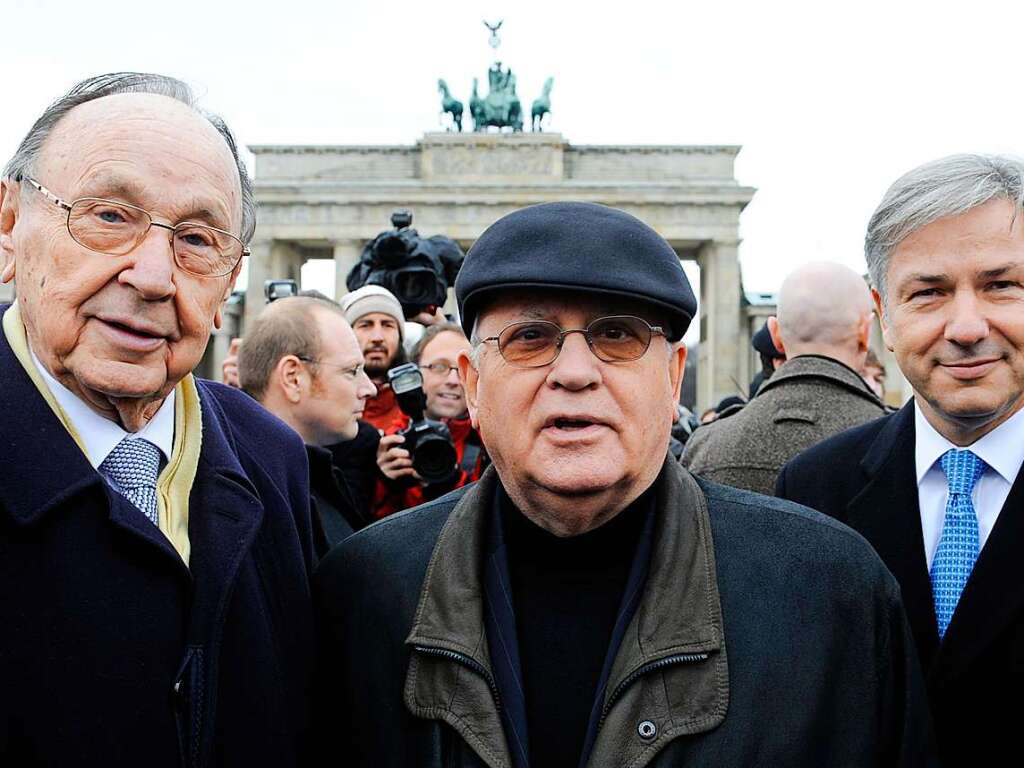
[99,437,162,527]
[930,448,987,639]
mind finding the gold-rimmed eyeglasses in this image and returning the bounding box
[480,315,666,368]
[22,177,249,278]
[296,356,366,380]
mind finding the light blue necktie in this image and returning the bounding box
[99,437,162,527]
[930,448,986,639]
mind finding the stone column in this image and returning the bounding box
[243,238,274,333]
[333,239,364,300]
[697,240,743,411]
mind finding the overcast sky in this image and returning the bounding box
[5,0,1023,317]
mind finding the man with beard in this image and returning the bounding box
[341,285,407,430]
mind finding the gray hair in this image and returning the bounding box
[865,153,1024,304]
[3,72,256,243]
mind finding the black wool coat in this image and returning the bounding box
[314,459,934,768]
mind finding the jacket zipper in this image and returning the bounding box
[597,652,710,731]
[413,645,503,713]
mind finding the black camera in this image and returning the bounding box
[387,363,458,485]
[265,279,298,303]
[347,210,465,319]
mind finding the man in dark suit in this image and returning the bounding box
[0,73,315,766]
[777,153,1024,768]
[239,294,378,551]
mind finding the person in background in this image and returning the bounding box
[748,320,787,397]
[777,154,1024,767]
[862,347,888,401]
[373,322,484,518]
[340,284,407,430]
[239,295,377,552]
[683,261,885,495]
[314,201,932,768]
[0,72,314,766]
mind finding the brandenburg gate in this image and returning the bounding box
[241,132,757,409]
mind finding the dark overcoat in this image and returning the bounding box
[776,402,1024,768]
[0,305,316,768]
[682,354,884,496]
[314,458,934,767]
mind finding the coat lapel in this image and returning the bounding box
[0,307,186,574]
[932,462,1024,688]
[178,386,266,765]
[844,403,940,669]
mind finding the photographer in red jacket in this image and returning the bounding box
[373,323,483,518]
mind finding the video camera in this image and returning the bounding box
[387,362,458,485]
[346,210,464,320]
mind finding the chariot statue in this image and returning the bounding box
[435,20,552,134]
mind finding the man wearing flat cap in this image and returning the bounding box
[0,73,314,765]
[314,202,932,766]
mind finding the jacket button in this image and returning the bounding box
[637,720,657,740]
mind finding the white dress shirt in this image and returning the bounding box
[915,401,1024,570]
[29,348,174,469]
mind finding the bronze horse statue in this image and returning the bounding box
[531,77,553,132]
[437,79,463,132]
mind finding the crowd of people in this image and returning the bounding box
[1,71,1021,768]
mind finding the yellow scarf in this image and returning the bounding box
[3,302,201,565]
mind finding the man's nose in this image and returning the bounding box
[444,366,460,384]
[118,228,176,300]
[359,372,378,400]
[944,290,989,347]
[546,330,601,390]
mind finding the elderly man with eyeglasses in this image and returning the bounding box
[0,73,316,766]
[314,202,935,767]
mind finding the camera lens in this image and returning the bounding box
[412,433,458,484]
[393,270,440,304]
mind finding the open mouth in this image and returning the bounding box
[552,418,598,430]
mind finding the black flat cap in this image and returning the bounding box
[455,202,697,342]
[752,322,784,358]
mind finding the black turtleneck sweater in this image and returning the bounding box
[502,489,651,768]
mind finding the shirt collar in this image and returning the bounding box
[914,399,1024,484]
[28,346,175,469]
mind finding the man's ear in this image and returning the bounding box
[766,315,785,356]
[871,289,894,352]
[0,180,20,284]
[667,343,687,421]
[457,349,480,430]
[213,262,242,330]
[275,355,307,404]
[856,310,872,352]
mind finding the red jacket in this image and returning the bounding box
[362,384,403,432]
[372,413,483,519]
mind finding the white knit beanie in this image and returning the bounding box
[340,285,405,341]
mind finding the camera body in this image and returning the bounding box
[265,279,298,303]
[387,363,458,485]
[346,210,465,319]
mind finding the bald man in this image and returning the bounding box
[682,262,885,495]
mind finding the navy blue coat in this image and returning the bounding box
[776,403,1024,768]
[0,306,316,767]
